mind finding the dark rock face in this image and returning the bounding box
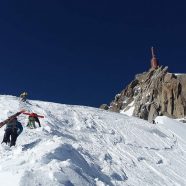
[100,104,109,110]
[101,66,186,122]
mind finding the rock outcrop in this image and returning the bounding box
[101,48,186,122]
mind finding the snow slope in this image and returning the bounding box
[0,95,186,186]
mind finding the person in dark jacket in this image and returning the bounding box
[20,92,28,102]
[2,117,23,147]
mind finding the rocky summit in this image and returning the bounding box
[101,48,186,122]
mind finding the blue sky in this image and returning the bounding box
[0,1,186,107]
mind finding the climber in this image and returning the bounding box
[23,112,44,129]
[20,92,28,102]
[1,112,24,147]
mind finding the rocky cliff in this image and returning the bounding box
[101,51,186,122]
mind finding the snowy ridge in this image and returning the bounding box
[0,95,186,186]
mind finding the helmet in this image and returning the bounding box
[23,92,28,95]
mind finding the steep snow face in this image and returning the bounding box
[120,101,135,116]
[0,95,186,186]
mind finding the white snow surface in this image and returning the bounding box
[120,106,135,116]
[0,95,186,186]
[120,101,135,116]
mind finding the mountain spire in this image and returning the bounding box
[151,47,159,69]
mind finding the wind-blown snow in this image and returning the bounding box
[0,95,186,186]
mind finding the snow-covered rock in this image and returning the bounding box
[103,66,186,122]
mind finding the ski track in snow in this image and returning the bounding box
[0,95,185,186]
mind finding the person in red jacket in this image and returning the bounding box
[23,112,44,129]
